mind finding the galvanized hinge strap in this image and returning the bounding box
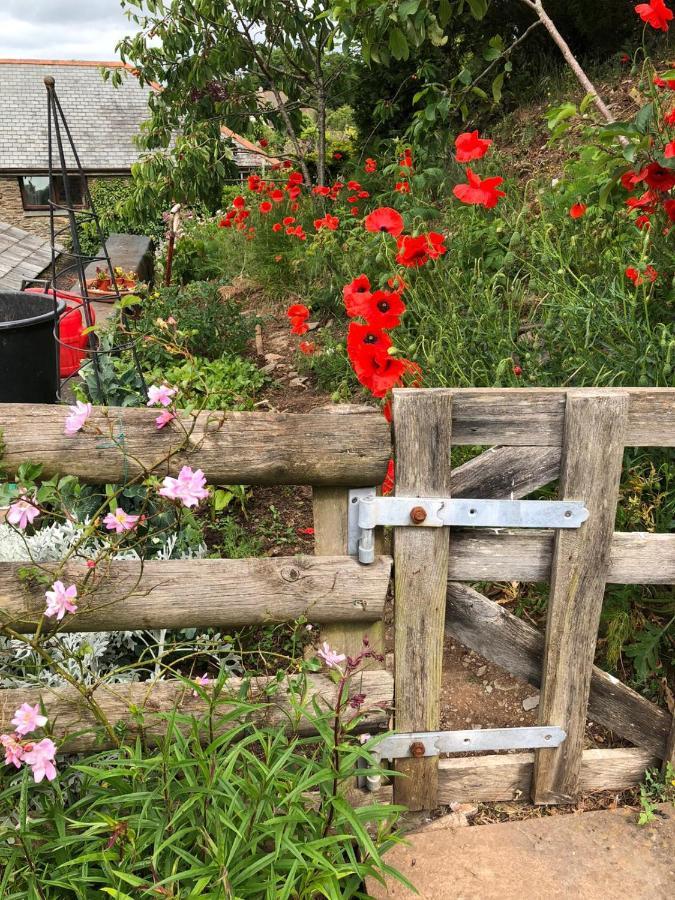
[373,726,567,761]
[348,489,589,563]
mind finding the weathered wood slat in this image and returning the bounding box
[393,389,453,811]
[437,748,657,803]
[0,404,391,486]
[442,387,674,446]
[446,530,674,584]
[0,669,393,753]
[533,392,629,804]
[0,556,392,632]
[313,486,385,658]
[450,445,561,499]
[445,583,671,758]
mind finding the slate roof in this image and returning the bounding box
[0,220,61,291]
[0,60,151,173]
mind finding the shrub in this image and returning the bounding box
[77,177,165,259]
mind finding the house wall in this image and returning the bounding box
[0,177,54,238]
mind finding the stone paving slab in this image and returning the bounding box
[369,804,674,899]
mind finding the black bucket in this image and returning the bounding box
[0,291,66,403]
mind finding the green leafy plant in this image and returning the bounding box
[638,763,675,826]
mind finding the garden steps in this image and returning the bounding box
[368,803,674,899]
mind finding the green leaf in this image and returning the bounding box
[438,0,453,26]
[492,72,505,103]
[388,27,409,60]
[118,293,142,309]
[634,102,654,135]
[466,0,488,19]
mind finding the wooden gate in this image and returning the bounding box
[0,389,673,814]
[387,387,675,811]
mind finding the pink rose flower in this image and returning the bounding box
[7,496,40,530]
[159,466,210,508]
[23,738,57,783]
[64,401,92,435]
[44,581,78,620]
[103,508,140,534]
[317,641,346,670]
[11,703,47,737]
[147,384,177,407]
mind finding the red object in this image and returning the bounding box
[24,287,96,377]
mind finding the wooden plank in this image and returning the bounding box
[393,388,453,810]
[437,748,657,803]
[533,392,629,804]
[0,556,392,633]
[0,404,391,486]
[0,669,393,754]
[413,388,674,447]
[446,530,674,584]
[313,487,385,659]
[445,583,671,758]
[451,445,561,499]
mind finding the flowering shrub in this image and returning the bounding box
[0,644,408,896]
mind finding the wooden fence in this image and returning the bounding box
[0,388,673,813]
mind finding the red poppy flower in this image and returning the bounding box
[513,365,523,377]
[333,151,343,160]
[287,303,310,320]
[365,158,377,173]
[654,74,675,89]
[232,196,246,209]
[287,172,303,187]
[259,138,269,148]
[347,321,392,359]
[343,275,372,310]
[642,162,675,191]
[665,140,675,158]
[313,185,331,196]
[348,181,361,191]
[626,190,658,212]
[382,458,394,495]
[364,207,405,237]
[247,174,262,192]
[299,341,316,354]
[259,201,272,214]
[625,265,658,286]
[283,216,296,225]
[272,222,282,233]
[297,526,315,535]
[664,198,675,221]
[569,203,587,219]
[237,210,250,221]
[395,232,447,268]
[290,319,309,335]
[347,195,359,204]
[395,181,411,193]
[350,207,360,216]
[270,189,284,203]
[290,201,300,212]
[282,160,293,168]
[358,190,370,199]
[621,170,641,191]
[454,130,493,162]
[382,399,392,423]
[218,218,229,228]
[665,107,675,124]
[635,214,652,230]
[620,53,631,64]
[453,168,506,208]
[314,213,340,231]
[635,0,673,32]
[399,148,413,169]
[347,290,406,329]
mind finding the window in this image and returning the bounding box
[18,175,86,211]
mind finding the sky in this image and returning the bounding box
[0,0,139,61]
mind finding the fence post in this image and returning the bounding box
[532,391,629,804]
[392,388,453,811]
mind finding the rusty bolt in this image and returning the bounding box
[409,741,426,758]
[410,506,427,525]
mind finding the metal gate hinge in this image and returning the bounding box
[373,726,567,761]
[348,489,589,564]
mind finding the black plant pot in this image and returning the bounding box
[0,291,65,403]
